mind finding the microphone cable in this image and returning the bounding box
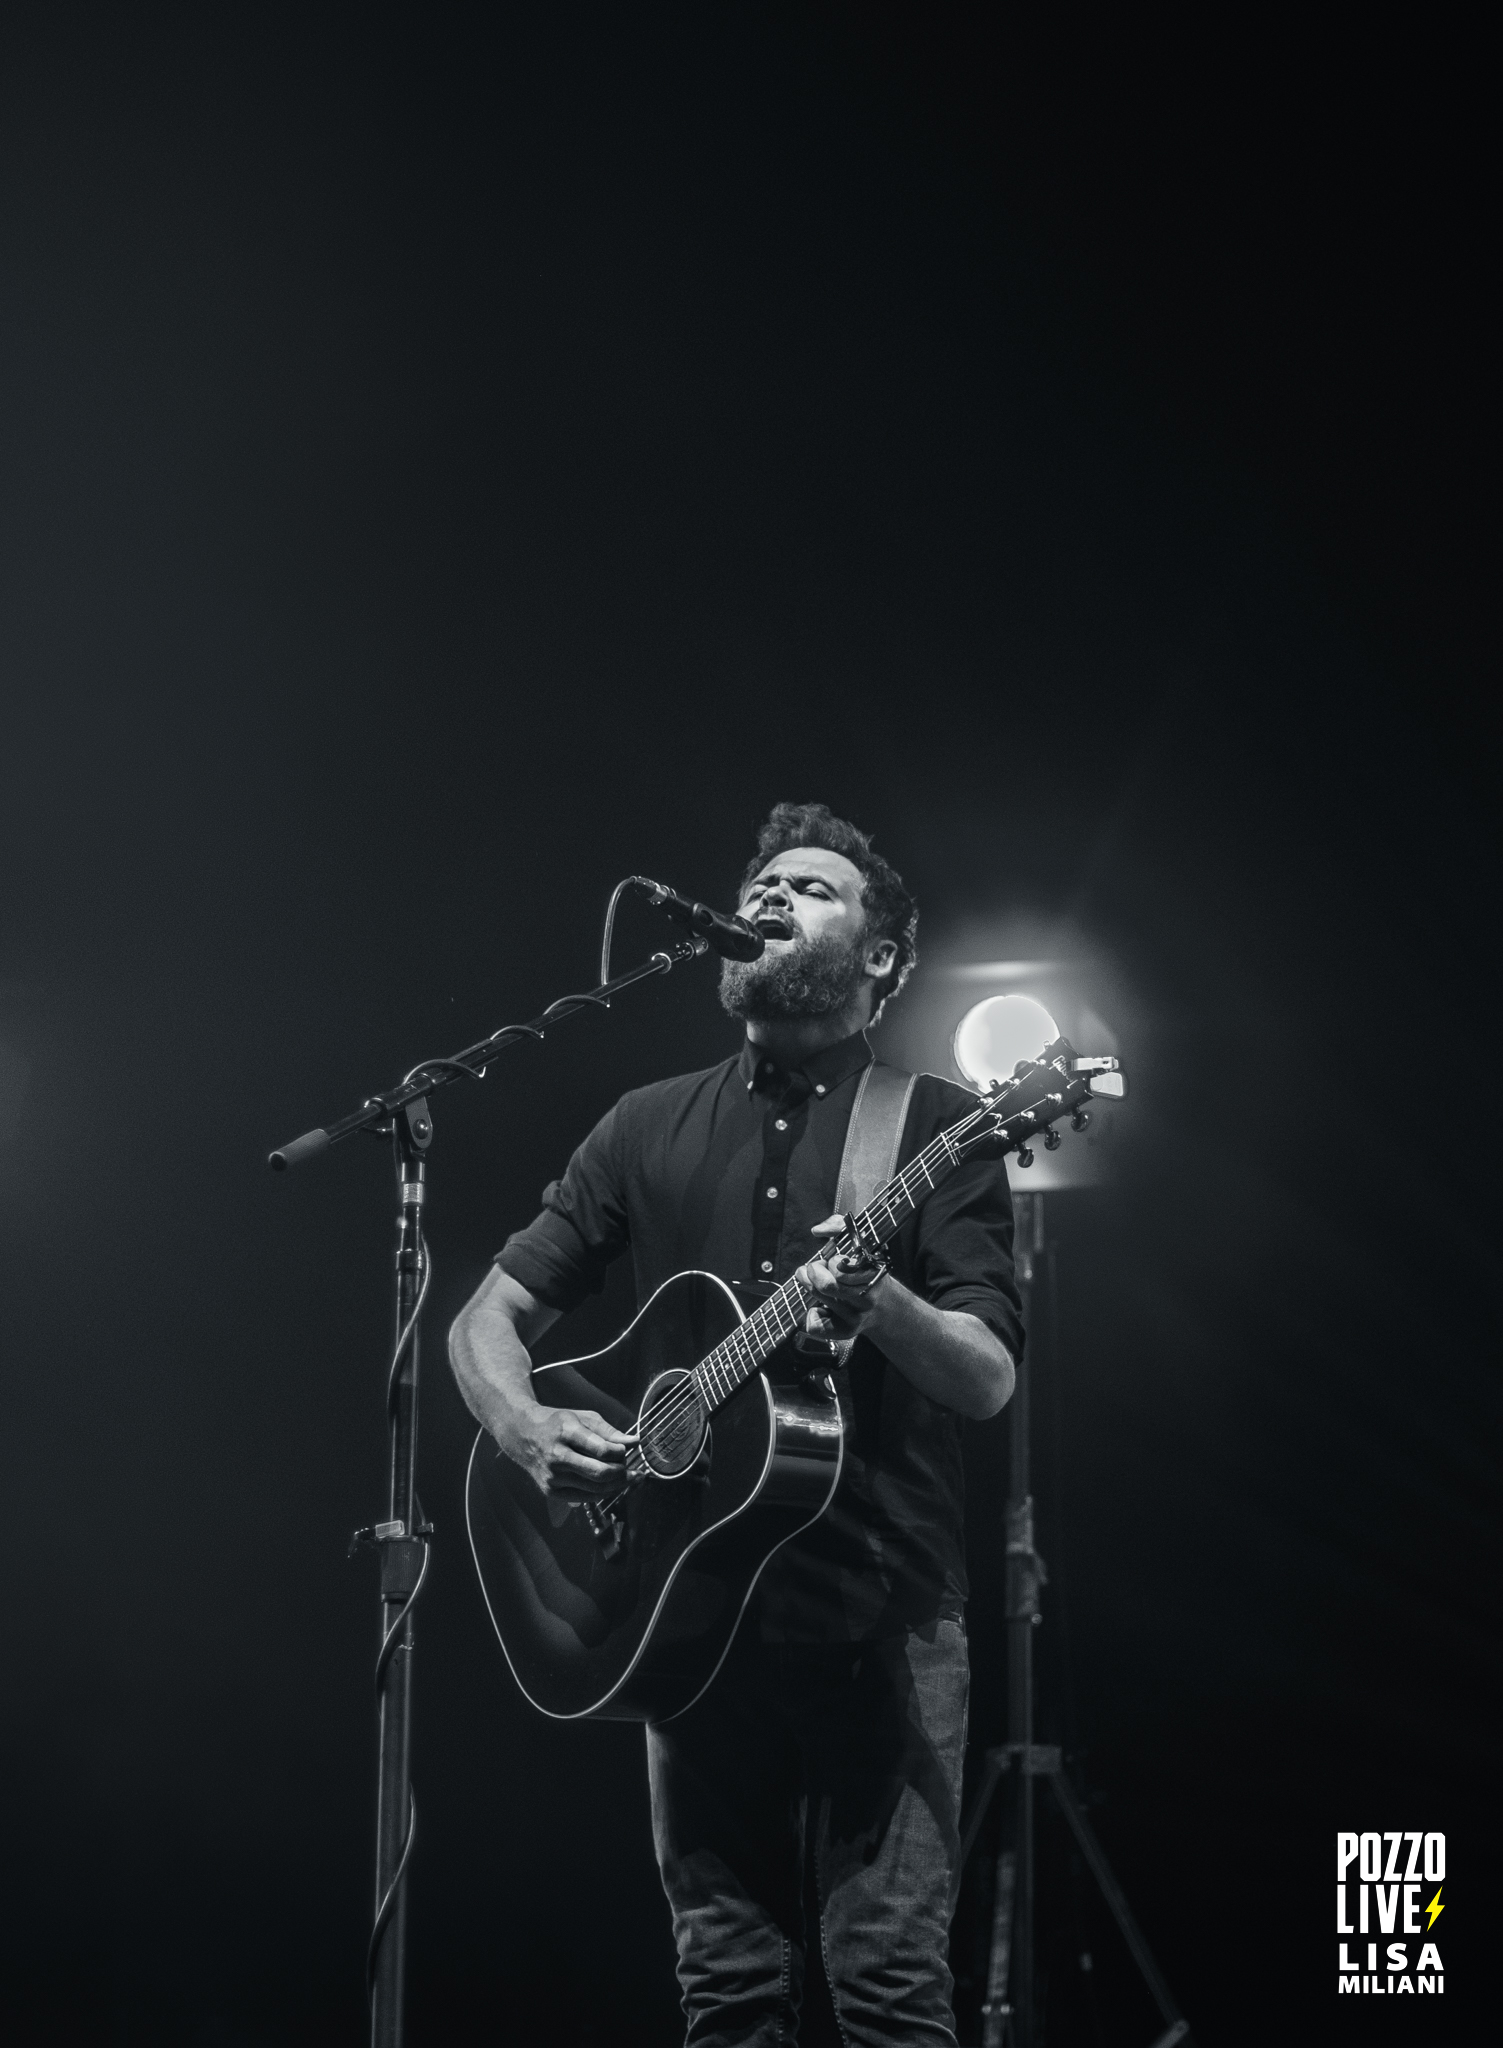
[365,1234,432,2015]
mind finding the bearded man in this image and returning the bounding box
[449,802,1022,2047]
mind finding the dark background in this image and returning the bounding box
[2,6,1494,2042]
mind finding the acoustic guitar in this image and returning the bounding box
[466,1039,1124,1723]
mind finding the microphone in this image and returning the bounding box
[630,876,765,960]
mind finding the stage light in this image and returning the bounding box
[952,993,1059,1091]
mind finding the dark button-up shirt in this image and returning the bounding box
[495,1029,1022,1641]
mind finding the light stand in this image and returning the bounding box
[961,1190,1193,2048]
[269,933,707,2048]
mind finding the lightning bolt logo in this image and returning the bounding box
[1425,1886,1444,1929]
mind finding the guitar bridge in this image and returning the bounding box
[582,1497,627,1558]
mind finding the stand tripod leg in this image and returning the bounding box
[1044,1768,1191,2047]
[958,1749,1006,1873]
[980,1838,1018,2048]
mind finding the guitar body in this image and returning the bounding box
[465,1270,844,1723]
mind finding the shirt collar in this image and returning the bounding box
[737,1028,874,1099]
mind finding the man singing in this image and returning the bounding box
[450,801,1022,2046]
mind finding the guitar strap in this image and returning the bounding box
[797,1059,916,1367]
[833,1058,918,1229]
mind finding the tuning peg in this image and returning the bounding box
[1070,1108,1090,1133]
[1015,1144,1035,1168]
[1043,1128,1061,1151]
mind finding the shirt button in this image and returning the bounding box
[814,1084,826,1096]
[774,1118,788,1132]
[760,1259,774,1274]
[766,1186,778,1199]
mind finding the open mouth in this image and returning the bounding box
[753,912,794,941]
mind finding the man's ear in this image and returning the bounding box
[864,936,898,980]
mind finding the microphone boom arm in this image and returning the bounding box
[268,930,706,1169]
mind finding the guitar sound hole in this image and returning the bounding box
[637,1368,709,1478]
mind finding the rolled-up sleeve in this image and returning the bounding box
[905,1084,1025,1364]
[494,1097,630,1313]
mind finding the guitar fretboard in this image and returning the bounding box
[690,1104,989,1413]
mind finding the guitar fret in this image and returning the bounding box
[692,1095,1009,1415]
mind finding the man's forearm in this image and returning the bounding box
[448,1265,558,1443]
[449,1266,631,1498]
[861,1279,1014,1419]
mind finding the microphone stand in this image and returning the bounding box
[269,933,708,2048]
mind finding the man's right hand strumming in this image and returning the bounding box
[506,1400,633,1498]
[448,1265,632,1499]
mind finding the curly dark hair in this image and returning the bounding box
[738,801,918,1017]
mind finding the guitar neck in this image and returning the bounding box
[692,1103,989,1414]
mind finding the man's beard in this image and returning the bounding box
[718,925,869,1023]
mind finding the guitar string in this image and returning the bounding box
[635,1130,951,1445]
[637,1240,860,1457]
[630,1071,1077,1460]
[631,1109,990,1455]
[629,1102,1005,1460]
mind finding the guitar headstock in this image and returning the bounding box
[955,1036,1127,1169]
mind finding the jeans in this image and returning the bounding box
[646,1616,969,2047]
